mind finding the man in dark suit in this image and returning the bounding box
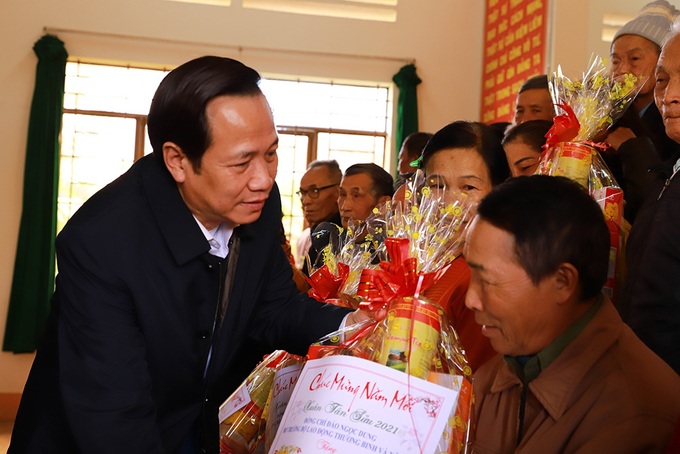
[9,56,367,453]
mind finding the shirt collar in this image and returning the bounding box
[638,100,653,117]
[504,296,603,384]
[193,216,233,258]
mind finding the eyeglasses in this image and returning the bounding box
[296,183,338,200]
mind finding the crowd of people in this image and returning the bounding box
[8,1,680,453]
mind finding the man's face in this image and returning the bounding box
[513,88,555,124]
[298,166,340,225]
[169,94,278,230]
[338,173,380,228]
[655,33,680,143]
[397,144,416,175]
[611,34,660,101]
[464,217,561,356]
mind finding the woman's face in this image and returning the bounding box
[423,147,493,203]
[503,140,541,177]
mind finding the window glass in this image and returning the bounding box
[59,62,392,261]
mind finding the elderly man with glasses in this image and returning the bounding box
[296,160,342,275]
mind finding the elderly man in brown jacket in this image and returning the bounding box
[464,175,680,453]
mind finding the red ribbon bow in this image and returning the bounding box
[357,238,438,311]
[306,262,350,302]
[544,102,580,150]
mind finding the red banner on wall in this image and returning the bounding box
[480,0,548,124]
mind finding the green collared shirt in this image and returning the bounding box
[505,297,603,385]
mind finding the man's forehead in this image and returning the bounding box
[341,173,373,189]
[660,35,680,64]
[467,217,516,257]
[517,88,551,103]
[302,166,332,184]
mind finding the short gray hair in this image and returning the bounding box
[306,160,342,183]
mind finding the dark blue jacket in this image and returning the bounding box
[9,154,349,453]
[618,150,680,375]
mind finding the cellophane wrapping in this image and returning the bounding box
[537,55,639,299]
[289,178,478,453]
[218,351,303,454]
[304,220,384,308]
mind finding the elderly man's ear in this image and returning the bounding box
[553,263,580,304]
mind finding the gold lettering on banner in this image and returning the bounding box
[526,0,543,15]
[506,31,517,46]
[516,57,531,74]
[484,93,496,107]
[483,0,546,122]
[512,80,524,93]
[485,58,499,74]
[515,23,529,40]
[529,14,543,31]
[487,42,497,57]
[508,45,522,61]
[499,52,508,66]
[506,66,516,79]
[488,10,499,24]
[510,10,524,26]
[496,86,511,100]
[499,18,508,34]
[497,103,511,117]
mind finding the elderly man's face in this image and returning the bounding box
[655,33,680,144]
[611,34,660,100]
[464,217,562,356]
[338,173,380,228]
[299,166,340,225]
[166,94,278,230]
[513,88,555,125]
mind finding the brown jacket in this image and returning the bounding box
[471,299,680,453]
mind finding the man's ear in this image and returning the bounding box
[554,262,580,304]
[377,195,392,205]
[163,142,187,183]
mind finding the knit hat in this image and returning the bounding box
[613,0,680,48]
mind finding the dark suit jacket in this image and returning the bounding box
[9,154,350,453]
[641,102,680,161]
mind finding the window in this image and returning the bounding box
[243,0,397,22]
[164,0,398,22]
[58,62,392,260]
[59,63,166,232]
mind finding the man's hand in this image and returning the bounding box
[345,305,387,326]
[604,127,636,152]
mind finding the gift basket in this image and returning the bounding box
[270,178,478,454]
[537,55,642,299]
[304,220,384,308]
[219,350,304,454]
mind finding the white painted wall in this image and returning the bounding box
[0,0,649,396]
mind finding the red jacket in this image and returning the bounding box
[424,257,496,372]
